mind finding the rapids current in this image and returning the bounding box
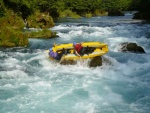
[0,12,150,113]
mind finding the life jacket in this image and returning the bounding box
[75,43,83,53]
[49,51,58,58]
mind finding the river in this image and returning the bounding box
[0,12,150,113]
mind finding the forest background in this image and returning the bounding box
[0,0,150,47]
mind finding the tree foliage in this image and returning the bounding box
[1,0,139,19]
[3,0,35,19]
[101,0,132,11]
[0,0,149,47]
[0,0,150,19]
[138,0,150,12]
[1,0,149,19]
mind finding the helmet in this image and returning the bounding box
[49,48,52,51]
[73,42,76,46]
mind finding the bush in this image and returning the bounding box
[0,10,28,47]
[85,13,92,18]
[0,27,28,47]
[94,9,108,16]
[27,10,55,28]
[25,29,57,38]
[59,10,80,18]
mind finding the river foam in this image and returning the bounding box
[0,14,150,113]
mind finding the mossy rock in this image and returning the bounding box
[26,29,57,38]
[0,10,29,47]
[108,10,124,16]
[59,10,81,18]
[27,11,55,28]
[0,10,24,30]
[85,13,92,18]
[94,9,108,16]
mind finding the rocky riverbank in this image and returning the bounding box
[0,10,56,47]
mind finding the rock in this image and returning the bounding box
[77,24,90,27]
[133,12,150,20]
[89,56,102,67]
[108,10,124,16]
[60,60,76,65]
[136,46,145,53]
[102,57,112,66]
[126,43,137,52]
[119,42,145,53]
[60,56,111,67]
[60,56,102,67]
[27,11,55,29]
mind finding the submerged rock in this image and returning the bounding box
[60,57,102,67]
[89,56,102,67]
[119,42,145,53]
[133,12,150,20]
[77,24,90,27]
[60,56,112,67]
[102,57,112,66]
[108,10,124,16]
[60,59,76,65]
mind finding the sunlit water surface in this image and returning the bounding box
[0,13,150,113]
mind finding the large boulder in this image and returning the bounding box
[60,56,111,67]
[60,56,102,67]
[89,56,112,67]
[119,42,145,53]
[27,11,55,29]
[133,12,150,20]
[89,56,102,67]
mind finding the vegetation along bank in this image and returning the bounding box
[0,0,149,47]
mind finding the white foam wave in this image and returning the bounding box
[1,16,150,113]
[0,70,28,79]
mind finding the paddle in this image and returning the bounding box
[59,54,65,64]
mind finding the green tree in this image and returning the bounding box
[37,0,59,18]
[102,0,132,11]
[3,0,35,19]
[138,0,150,11]
[0,0,5,17]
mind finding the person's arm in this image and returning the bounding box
[75,50,81,57]
[74,44,81,57]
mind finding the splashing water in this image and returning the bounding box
[0,13,150,113]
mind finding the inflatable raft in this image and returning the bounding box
[49,42,108,60]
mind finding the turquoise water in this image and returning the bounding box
[0,13,150,113]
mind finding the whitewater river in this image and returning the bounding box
[0,12,150,113]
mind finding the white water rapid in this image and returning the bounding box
[0,13,150,113]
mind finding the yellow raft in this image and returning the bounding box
[49,42,108,60]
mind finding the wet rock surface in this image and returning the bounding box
[89,56,102,67]
[119,42,145,53]
[60,56,112,67]
[60,60,76,65]
[108,10,124,16]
